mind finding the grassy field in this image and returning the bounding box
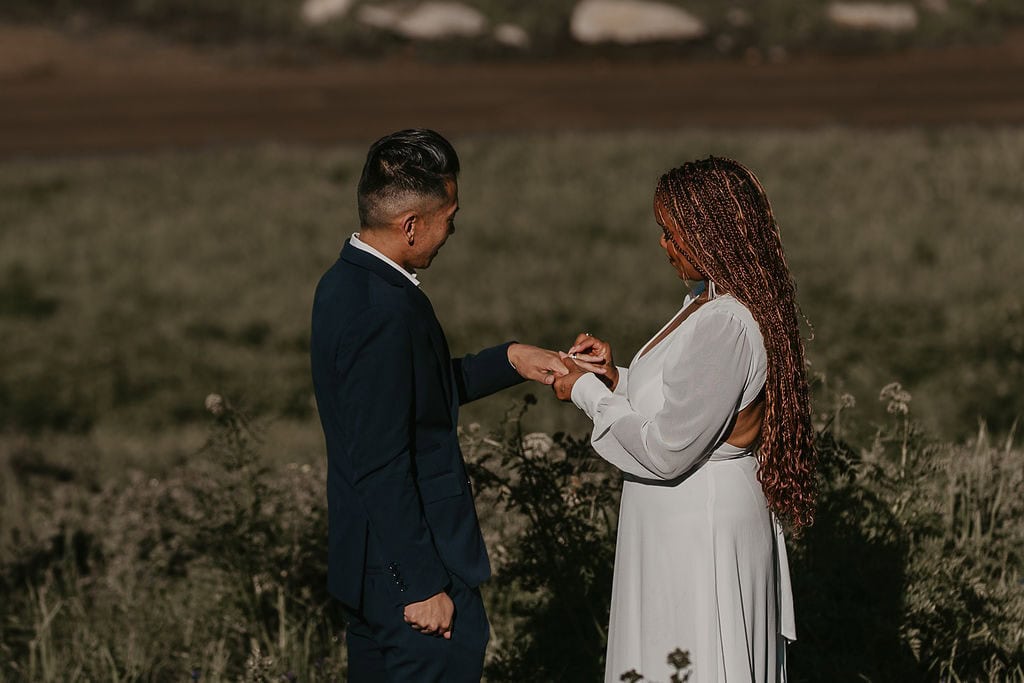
[2,128,1021,452]
[1,128,1023,679]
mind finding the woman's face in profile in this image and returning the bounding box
[654,193,705,282]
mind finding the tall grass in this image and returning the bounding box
[1,390,1021,680]
[1,398,346,681]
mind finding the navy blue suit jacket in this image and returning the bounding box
[311,241,524,609]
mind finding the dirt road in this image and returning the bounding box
[1,24,1023,158]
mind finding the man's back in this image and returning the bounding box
[312,242,493,610]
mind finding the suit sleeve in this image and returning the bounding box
[452,341,525,405]
[335,305,449,604]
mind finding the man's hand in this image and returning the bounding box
[508,343,572,385]
[553,357,590,401]
[403,591,454,639]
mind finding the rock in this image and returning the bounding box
[494,23,530,48]
[358,2,487,40]
[357,5,404,32]
[826,2,918,31]
[570,0,707,45]
[301,0,355,25]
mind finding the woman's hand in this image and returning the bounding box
[552,357,589,401]
[566,333,619,391]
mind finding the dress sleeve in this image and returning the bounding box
[612,366,629,396]
[571,310,756,480]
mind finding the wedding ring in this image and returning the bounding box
[570,353,578,360]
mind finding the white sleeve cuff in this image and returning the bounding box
[571,373,611,420]
[613,366,629,396]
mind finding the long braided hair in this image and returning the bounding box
[657,157,817,528]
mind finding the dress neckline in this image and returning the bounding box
[634,292,711,362]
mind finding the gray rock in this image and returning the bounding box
[494,23,530,48]
[571,0,707,45]
[358,2,487,40]
[301,0,355,25]
[826,2,918,31]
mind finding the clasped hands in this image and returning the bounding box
[507,337,616,398]
[552,332,618,401]
[507,337,616,400]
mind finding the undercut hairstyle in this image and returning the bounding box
[657,157,818,529]
[357,129,460,229]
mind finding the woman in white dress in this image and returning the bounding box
[553,158,817,682]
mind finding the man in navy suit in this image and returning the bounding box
[311,129,566,681]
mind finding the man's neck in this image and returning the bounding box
[358,229,412,273]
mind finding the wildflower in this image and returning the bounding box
[561,487,582,509]
[879,382,912,415]
[522,432,554,459]
[839,392,856,409]
[205,393,226,416]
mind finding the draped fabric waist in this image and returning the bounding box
[621,448,753,485]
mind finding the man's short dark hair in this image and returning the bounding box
[357,129,460,228]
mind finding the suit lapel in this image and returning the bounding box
[409,287,455,403]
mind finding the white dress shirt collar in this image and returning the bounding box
[350,233,420,288]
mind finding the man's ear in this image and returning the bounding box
[401,213,417,245]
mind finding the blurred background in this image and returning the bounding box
[1,1,1023,681]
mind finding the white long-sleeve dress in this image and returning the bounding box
[571,292,795,683]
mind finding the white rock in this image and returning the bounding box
[494,23,530,48]
[571,0,706,45]
[358,4,403,30]
[826,2,918,31]
[358,2,487,40]
[301,0,355,25]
